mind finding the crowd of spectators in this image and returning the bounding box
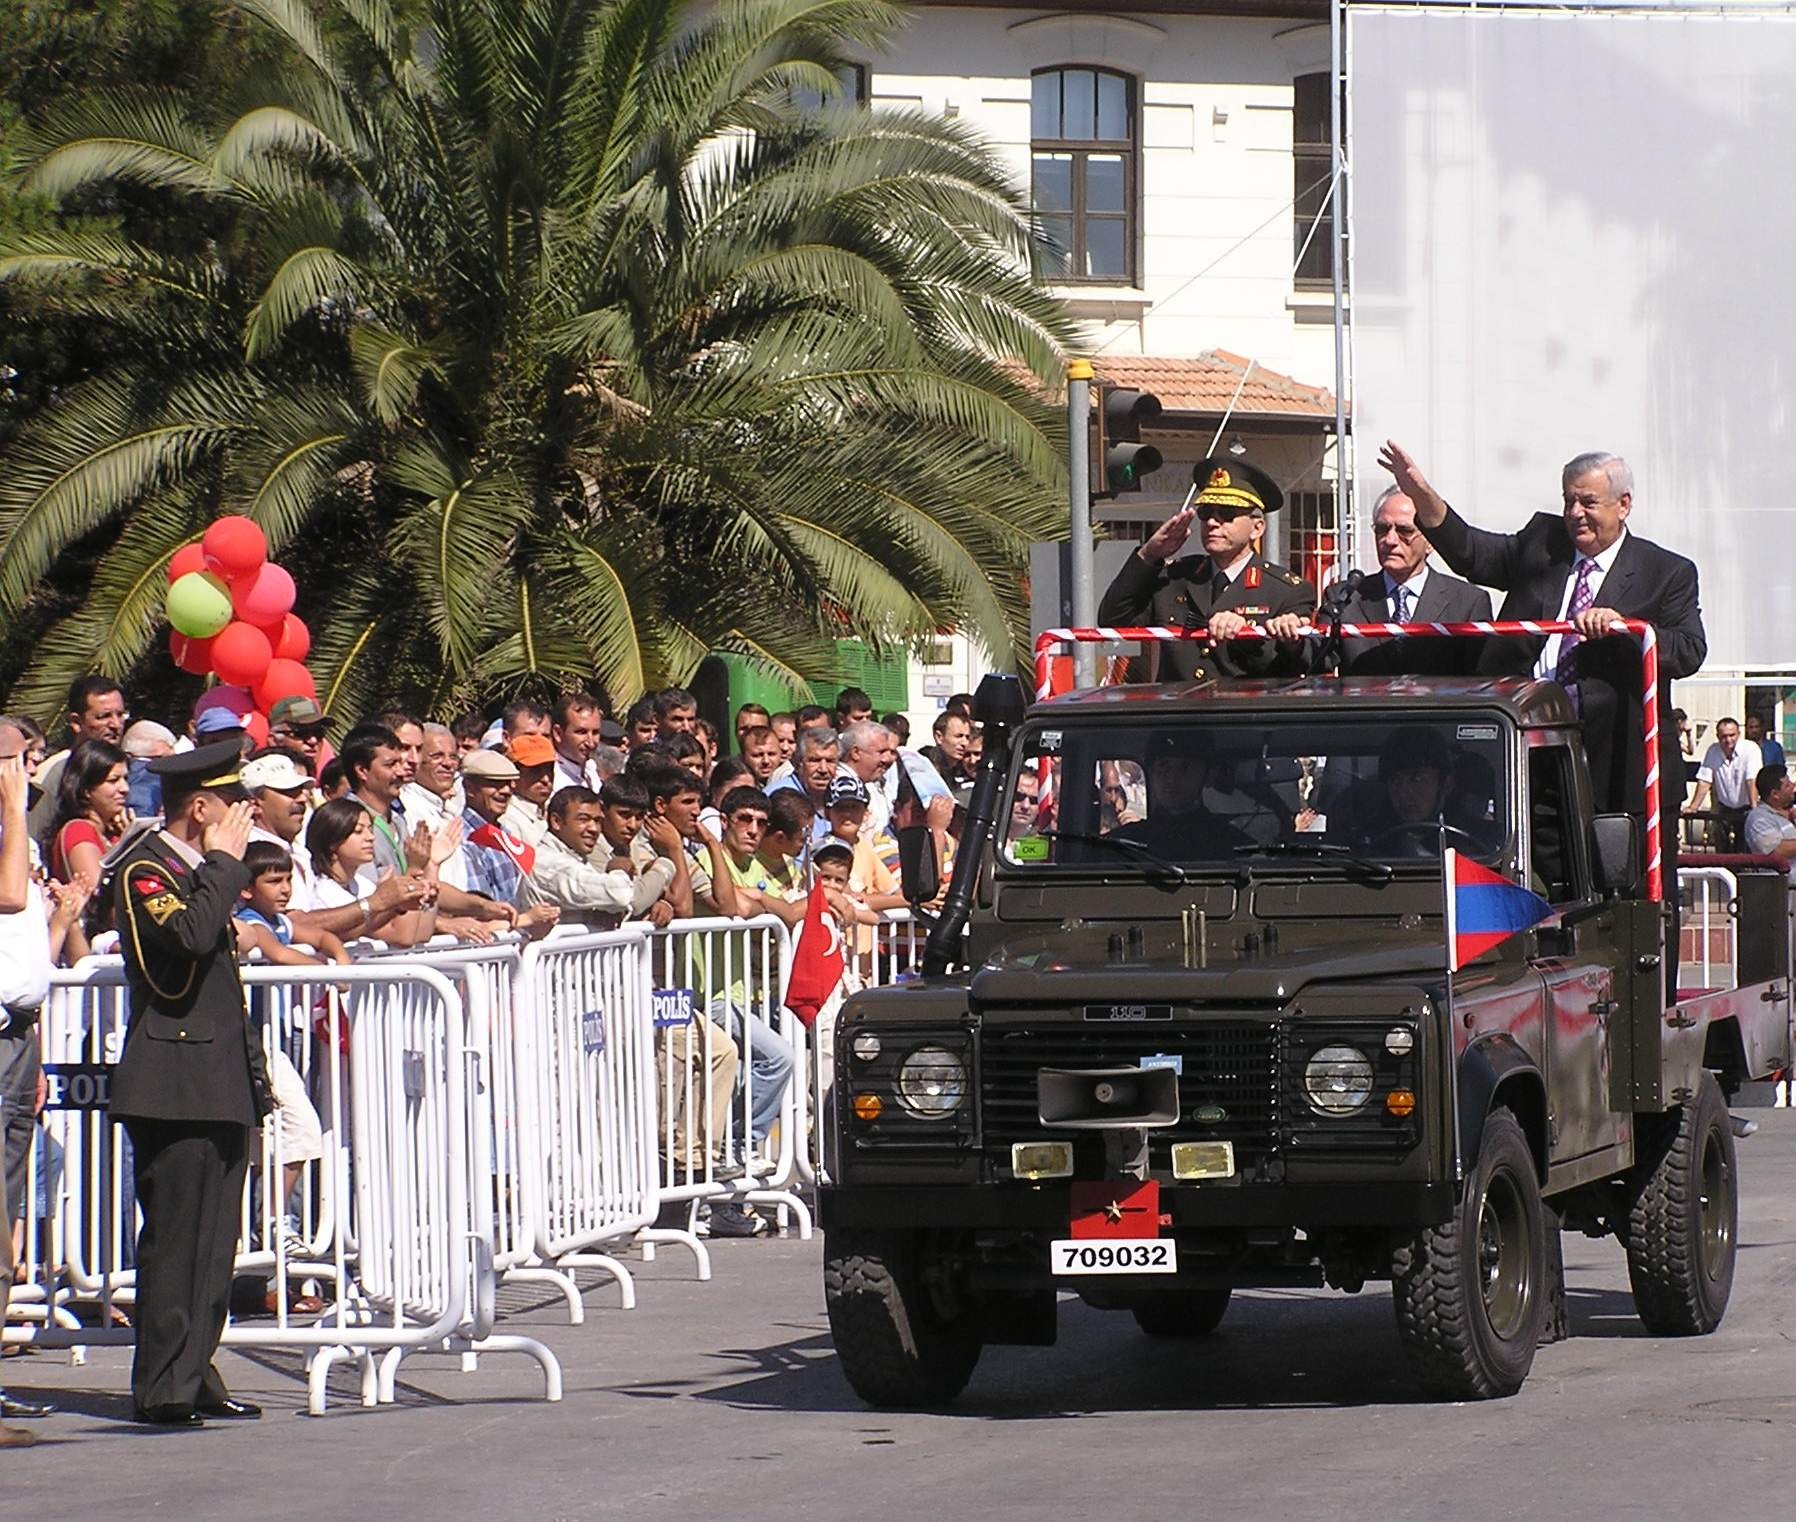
[0,675,992,1251]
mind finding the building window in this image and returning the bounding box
[1293,72,1340,287]
[1031,67,1135,283]
[1286,487,1341,592]
[790,63,867,111]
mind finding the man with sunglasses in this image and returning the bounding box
[1099,457,1315,681]
[268,696,331,779]
[1324,485,1492,676]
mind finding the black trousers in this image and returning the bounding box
[122,1118,248,1413]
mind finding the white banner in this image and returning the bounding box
[1348,5,1796,669]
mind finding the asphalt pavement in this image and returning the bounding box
[12,1114,1796,1521]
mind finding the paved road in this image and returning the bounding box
[13,1114,1796,1521]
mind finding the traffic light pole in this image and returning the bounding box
[1066,358,1096,688]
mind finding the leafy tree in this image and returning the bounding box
[0,0,1073,724]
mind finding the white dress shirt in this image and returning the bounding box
[1699,740,1763,811]
[1384,566,1429,621]
[0,831,51,1015]
[1534,530,1628,680]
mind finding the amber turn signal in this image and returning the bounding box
[853,1092,884,1122]
[1385,1089,1417,1118]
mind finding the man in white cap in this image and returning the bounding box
[243,749,428,939]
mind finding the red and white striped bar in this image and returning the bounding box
[1031,620,1664,903]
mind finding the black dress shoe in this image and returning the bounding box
[0,1396,52,1419]
[196,1397,261,1420]
[134,1403,204,1426]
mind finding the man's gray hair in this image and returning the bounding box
[838,719,890,756]
[1372,483,1410,514]
[422,721,455,744]
[794,725,839,761]
[1562,452,1634,500]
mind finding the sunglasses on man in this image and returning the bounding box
[1195,504,1260,522]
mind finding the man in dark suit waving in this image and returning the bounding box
[1377,441,1705,838]
[1327,486,1494,675]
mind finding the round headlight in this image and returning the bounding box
[896,1046,967,1118]
[1384,1027,1415,1056]
[1304,1043,1374,1115]
[850,1031,882,1063]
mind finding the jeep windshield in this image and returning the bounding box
[1001,715,1510,870]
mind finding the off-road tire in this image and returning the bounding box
[824,1230,981,1407]
[1131,1288,1231,1339]
[1626,1069,1736,1336]
[1392,1109,1547,1399]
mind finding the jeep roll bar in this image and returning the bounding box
[1031,619,1666,903]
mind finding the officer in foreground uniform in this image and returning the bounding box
[1099,457,1316,681]
[110,738,269,1427]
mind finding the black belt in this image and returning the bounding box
[0,1004,41,1034]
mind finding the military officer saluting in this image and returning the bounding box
[110,738,269,1427]
[1099,458,1316,681]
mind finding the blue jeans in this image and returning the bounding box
[706,998,794,1145]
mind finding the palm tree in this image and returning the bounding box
[0,0,1074,722]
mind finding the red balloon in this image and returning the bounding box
[243,711,271,748]
[254,658,316,712]
[169,630,215,675]
[230,562,295,626]
[166,542,207,584]
[211,620,274,687]
[266,613,311,663]
[202,516,267,579]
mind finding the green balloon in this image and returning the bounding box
[166,570,234,639]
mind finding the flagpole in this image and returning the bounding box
[1442,840,1462,1184]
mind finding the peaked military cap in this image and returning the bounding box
[1192,457,1284,515]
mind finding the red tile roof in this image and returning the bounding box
[1092,351,1336,421]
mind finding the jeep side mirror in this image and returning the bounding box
[1592,813,1642,896]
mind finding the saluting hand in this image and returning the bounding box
[1139,505,1196,564]
[203,800,255,860]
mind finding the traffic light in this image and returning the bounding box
[1092,384,1163,498]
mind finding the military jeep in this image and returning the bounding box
[819,673,1793,1405]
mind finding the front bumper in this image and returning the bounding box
[819,1179,1454,1231]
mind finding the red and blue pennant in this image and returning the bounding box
[1444,848,1554,972]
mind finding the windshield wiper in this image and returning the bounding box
[1028,829,1190,887]
[1232,840,1393,883]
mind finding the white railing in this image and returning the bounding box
[9,893,899,1412]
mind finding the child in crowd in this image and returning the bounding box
[233,841,347,1316]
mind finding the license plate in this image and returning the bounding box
[1050,1238,1178,1275]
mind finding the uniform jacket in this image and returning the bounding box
[1427,505,1705,822]
[1098,549,1316,682]
[1328,568,1494,676]
[110,832,269,1126]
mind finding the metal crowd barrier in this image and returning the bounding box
[517,926,661,1306]
[15,957,562,1415]
[8,897,909,1407]
[639,914,811,1257]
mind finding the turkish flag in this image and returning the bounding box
[1069,1179,1163,1240]
[467,820,535,876]
[784,880,845,1028]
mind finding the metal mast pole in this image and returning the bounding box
[1330,0,1350,577]
[1067,358,1095,688]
